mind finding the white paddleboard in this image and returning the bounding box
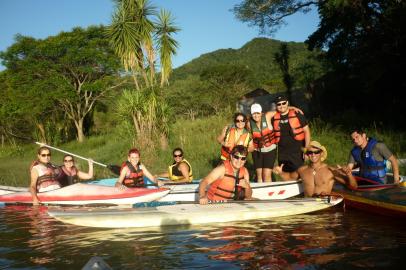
[48,196,343,228]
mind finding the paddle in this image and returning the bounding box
[35,142,121,175]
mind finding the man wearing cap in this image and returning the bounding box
[271,94,311,179]
[274,141,358,196]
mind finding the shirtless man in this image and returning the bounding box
[274,141,358,197]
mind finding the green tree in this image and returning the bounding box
[233,0,406,127]
[232,0,317,35]
[199,64,251,114]
[107,0,179,147]
[0,26,120,142]
[274,43,293,100]
[107,0,179,89]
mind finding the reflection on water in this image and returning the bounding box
[0,205,405,269]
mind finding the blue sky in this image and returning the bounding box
[0,0,319,70]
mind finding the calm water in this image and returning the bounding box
[0,205,405,270]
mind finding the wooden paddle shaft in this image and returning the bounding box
[35,142,107,167]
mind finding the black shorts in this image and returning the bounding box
[278,154,304,172]
[252,150,276,169]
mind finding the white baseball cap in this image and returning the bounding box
[251,103,262,114]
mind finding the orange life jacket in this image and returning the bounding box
[121,161,144,187]
[273,109,305,142]
[30,161,61,192]
[250,115,276,150]
[207,160,246,201]
[220,126,251,160]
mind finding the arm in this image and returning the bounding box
[265,111,275,129]
[218,126,233,148]
[346,163,355,172]
[115,167,128,189]
[30,168,40,205]
[160,163,191,184]
[303,125,311,147]
[388,155,400,184]
[142,165,163,187]
[217,126,228,144]
[239,168,252,199]
[331,165,358,189]
[247,139,255,153]
[157,171,169,178]
[178,162,191,182]
[77,159,94,180]
[273,164,299,181]
[199,165,224,205]
[289,106,303,115]
[246,120,251,131]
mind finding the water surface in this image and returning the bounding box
[0,205,404,269]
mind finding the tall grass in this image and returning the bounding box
[1,117,405,186]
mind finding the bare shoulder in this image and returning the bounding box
[178,162,189,170]
[205,164,225,183]
[265,111,275,119]
[297,165,309,173]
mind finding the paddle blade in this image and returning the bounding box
[107,164,121,175]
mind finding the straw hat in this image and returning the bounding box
[303,141,328,161]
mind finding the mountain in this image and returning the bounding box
[170,37,325,90]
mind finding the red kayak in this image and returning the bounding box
[0,183,170,206]
[334,175,406,218]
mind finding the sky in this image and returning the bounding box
[0,0,319,70]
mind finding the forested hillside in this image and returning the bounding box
[164,37,326,117]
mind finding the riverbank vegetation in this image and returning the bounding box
[0,0,405,185]
[1,117,405,187]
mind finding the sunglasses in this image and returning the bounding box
[173,154,183,158]
[232,154,247,161]
[64,159,74,163]
[40,153,51,157]
[306,150,322,156]
[235,119,245,123]
[276,101,287,106]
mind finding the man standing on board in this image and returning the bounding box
[272,94,311,180]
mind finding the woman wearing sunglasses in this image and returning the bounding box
[30,146,62,205]
[157,148,193,184]
[217,113,254,161]
[115,148,163,189]
[58,155,94,187]
[198,145,252,205]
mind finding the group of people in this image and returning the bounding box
[30,147,94,205]
[30,94,401,205]
[29,146,194,204]
[114,147,193,190]
[207,94,400,202]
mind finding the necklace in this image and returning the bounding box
[311,164,325,176]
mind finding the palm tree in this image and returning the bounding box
[156,9,180,87]
[274,43,293,102]
[107,0,179,147]
[108,0,179,89]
